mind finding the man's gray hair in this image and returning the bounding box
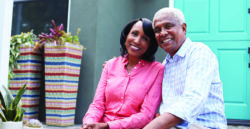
[153,7,185,28]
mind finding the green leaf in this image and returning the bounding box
[15,47,19,52]
[10,83,27,110]
[16,108,25,121]
[10,49,14,54]
[0,87,7,109]
[0,111,7,122]
[5,109,16,121]
[9,58,13,63]
[13,108,21,122]
[17,38,21,44]
[2,86,14,109]
[15,53,20,58]
[13,115,19,122]
[0,84,26,121]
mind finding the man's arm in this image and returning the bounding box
[143,112,183,129]
[145,45,216,129]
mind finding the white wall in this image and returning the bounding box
[169,0,174,8]
[0,0,13,89]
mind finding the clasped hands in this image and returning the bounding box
[80,122,109,129]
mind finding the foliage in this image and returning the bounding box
[9,31,38,80]
[0,83,27,122]
[9,20,85,80]
[36,20,85,50]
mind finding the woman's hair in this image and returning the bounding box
[120,18,158,62]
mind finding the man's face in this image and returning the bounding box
[153,13,186,57]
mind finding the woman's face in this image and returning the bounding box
[125,21,150,59]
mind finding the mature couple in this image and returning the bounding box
[80,7,227,129]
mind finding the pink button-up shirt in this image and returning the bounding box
[83,56,164,129]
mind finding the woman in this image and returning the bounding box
[81,18,164,129]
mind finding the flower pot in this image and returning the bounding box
[1,121,23,129]
[9,44,43,121]
[44,42,83,126]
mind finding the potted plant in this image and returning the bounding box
[0,83,27,129]
[9,31,43,121]
[9,31,38,79]
[37,20,85,126]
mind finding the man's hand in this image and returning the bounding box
[102,57,117,68]
[143,113,183,129]
[81,122,109,129]
[102,61,108,68]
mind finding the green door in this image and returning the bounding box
[174,0,250,120]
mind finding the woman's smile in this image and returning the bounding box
[130,44,140,51]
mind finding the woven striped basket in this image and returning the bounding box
[44,42,83,126]
[9,43,42,121]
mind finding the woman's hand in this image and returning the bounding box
[81,122,109,129]
[80,123,91,129]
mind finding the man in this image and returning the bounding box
[144,8,227,129]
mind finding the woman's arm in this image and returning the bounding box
[82,63,109,124]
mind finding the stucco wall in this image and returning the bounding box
[132,0,169,63]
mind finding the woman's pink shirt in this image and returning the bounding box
[83,56,164,129]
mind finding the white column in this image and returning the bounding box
[67,0,71,32]
[0,0,13,89]
[169,0,174,8]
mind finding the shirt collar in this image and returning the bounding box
[122,54,146,66]
[165,38,191,63]
[176,37,191,57]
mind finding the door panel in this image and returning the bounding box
[205,41,250,119]
[175,0,250,120]
[185,0,210,33]
[175,0,211,34]
[219,0,245,32]
[175,0,250,41]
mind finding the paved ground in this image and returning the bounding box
[228,125,250,129]
[42,124,81,129]
[43,125,81,129]
[41,124,250,129]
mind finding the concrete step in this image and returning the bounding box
[40,124,250,129]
